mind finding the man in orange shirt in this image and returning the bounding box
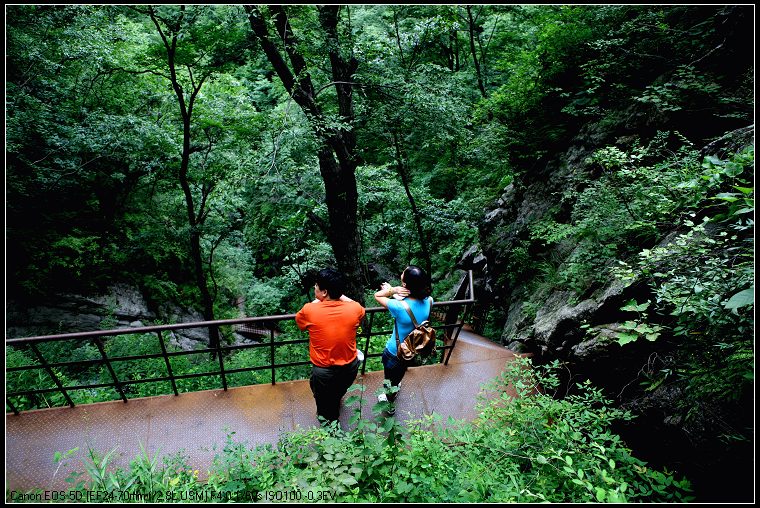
[295,268,365,424]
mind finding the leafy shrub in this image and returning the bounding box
[527,132,705,296]
[31,358,693,503]
[612,146,753,439]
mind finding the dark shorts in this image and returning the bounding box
[309,357,359,422]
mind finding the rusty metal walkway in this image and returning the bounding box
[6,329,516,493]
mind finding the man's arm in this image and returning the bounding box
[294,305,310,331]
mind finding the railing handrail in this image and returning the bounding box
[6,299,475,344]
[6,271,476,415]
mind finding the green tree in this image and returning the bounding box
[129,5,252,349]
[245,5,366,301]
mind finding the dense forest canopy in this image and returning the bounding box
[6,5,752,314]
[5,4,754,502]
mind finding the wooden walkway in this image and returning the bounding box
[6,329,517,493]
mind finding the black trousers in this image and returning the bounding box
[309,358,359,422]
[381,347,408,402]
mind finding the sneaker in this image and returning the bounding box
[377,393,396,415]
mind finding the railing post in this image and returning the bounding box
[156,331,179,396]
[6,397,20,416]
[29,344,76,408]
[360,313,374,375]
[270,327,276,385]
[93,337,128,403]
[441,270,475,364]
[214,326,228,391]
[445,304,472,366]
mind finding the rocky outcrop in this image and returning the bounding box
[469,117,754,501]
[6,284,209,349]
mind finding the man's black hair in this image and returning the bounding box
[315,268,346,299]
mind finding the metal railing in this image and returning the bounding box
[6,271,475,415]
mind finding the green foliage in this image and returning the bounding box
[635,65,722,113]
[526,132,704,296]
[614,300,663,346]
[470,358,692,502]
[8,5,750,320]
[4,5,752,501]
[31,358,692,503]
[6,347,71,412]
[613,147,753,422]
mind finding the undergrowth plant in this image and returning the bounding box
[17,358,693,503]
[613,146,753,432]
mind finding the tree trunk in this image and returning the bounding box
[466,6,487,98]
[454,29,460,71]
[150,7,220,350]
[176,85,220,354]
[392,7,406,68]
[316,146,363,299]
[391,132,432,276]
[246,5,365,302]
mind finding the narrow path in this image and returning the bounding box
[5,330,517,492]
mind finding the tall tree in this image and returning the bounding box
[134,5,245,347]
[6,5,172,298]
[465,5,487,98]
[245,5,364,301]
[390,130,432,275]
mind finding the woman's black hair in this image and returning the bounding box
[314,268,346,299]
[402,265,431,299]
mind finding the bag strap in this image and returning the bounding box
[400,300,419,327]
[394,298,432,350]
[400,297,432,327]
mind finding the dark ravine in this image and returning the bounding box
[461,119,754,502]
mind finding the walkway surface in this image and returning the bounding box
[6,329,517,492]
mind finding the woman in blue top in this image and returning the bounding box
[373,265,433,413]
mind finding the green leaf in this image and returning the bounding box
[380,417,395,432]
[712,193,739,202]
[616,332,638,346]
[724,288,754,310]
[340,474,358,486]
[620,321,638,331]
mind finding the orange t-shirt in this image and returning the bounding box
[295,300,365,367]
